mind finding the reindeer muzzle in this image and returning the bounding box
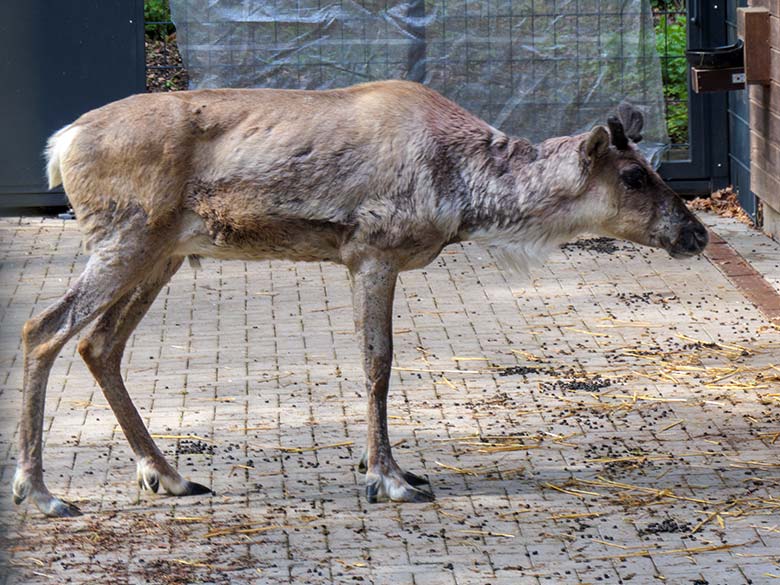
[668,220,709,258]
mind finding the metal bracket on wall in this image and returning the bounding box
[692,67,746,92]
[687,39,746,93]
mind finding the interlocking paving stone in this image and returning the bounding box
[0,213,779,584]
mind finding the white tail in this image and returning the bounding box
[45,125,79,189]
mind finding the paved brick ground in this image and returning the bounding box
[1,214,779,585]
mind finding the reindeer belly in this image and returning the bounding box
[176,207,348,264]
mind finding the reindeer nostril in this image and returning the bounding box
[692,223,709,245]
[677,221,708,253]
[669,221,708,257]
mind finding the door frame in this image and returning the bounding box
[660,0,730,194]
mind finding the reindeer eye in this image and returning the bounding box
[620,167,647,190]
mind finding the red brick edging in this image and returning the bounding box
[704,230,780,324]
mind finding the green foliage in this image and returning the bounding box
[145,0,174,40]
[655,14,689,144]
[651,0,686,11]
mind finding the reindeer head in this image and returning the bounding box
[577,103,708,258]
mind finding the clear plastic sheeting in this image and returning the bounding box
[170,0,670,162]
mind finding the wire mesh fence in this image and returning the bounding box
[145,0,689,153]
[145,13,187,92]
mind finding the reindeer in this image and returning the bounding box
[14,80,708,517]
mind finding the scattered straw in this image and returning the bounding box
[172,559,214,569]
[277,441,353,453]
[68,399,109,409]
[393,367,483,374]
[595,318,660,328]
[204,523,295,539]
[585,451,711,464]
[435,461,524,477]
[675,333,751,355]
[310,305,350,313]
[574,476,715,505]
[542,482,604,498]
[229,464,255,476]
[658,420,685,433]
[551,512,603,520]
[435,375,460,391]
[690,501,739,534]
[173,516,209,523]
[510,349,543,362]
[758,432,780,445]
[150,434,216,444]
[453,529,516,538]
[582,540,754,561]
[564,327,612,338]
[10,558,46,567]
[334,559,368,569]
[592,539,632,550]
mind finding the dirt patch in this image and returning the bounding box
[146,36,188,92]
[540,374,614,393]
[176,439,216,456]
[497,365,552,377]
[561,237,623,254]
[612,291,678,309]
[638,518,691,536]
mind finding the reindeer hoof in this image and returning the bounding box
[13,476,82,518]
[38,497,82,518]
[402,470,430,487]
[136,458,211,497]
[181,480,212,496]
[365,468,434,503]
[359,452,429,484]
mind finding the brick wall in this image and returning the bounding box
[748,0,780,236]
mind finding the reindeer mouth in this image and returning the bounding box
[669,248,699,259]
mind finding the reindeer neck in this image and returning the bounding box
[455,134,584,245]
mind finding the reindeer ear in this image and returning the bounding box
[582,126,610,164]
[617,101,644,143]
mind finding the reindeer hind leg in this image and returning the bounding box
[14,227,173,518]
[78,256,211,498]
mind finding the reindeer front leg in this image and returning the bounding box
[350,256,434,503]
